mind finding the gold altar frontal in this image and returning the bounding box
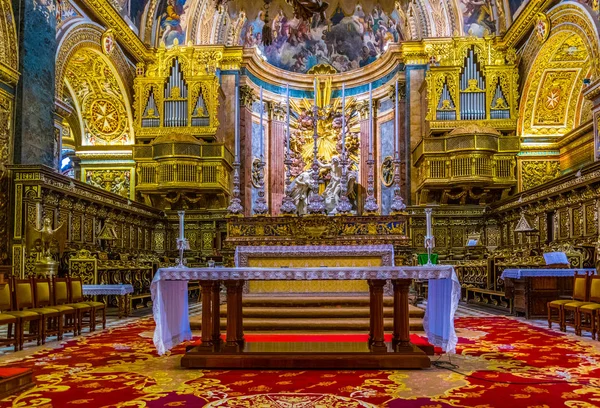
[246,257,380,292]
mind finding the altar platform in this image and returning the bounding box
[151,264,459,369]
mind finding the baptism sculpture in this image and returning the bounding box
[289,155,357,216]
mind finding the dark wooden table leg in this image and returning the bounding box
[212,281,221,347]
[368,281,374,346]
[223,280,240,352]
[236,281,245,347]
[368,279,387,353]
[199,281,214,348]
[392,279,412,351]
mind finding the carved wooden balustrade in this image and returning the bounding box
[9,165,165,279]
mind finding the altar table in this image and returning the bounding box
[500,268,596,318]
[152,265,459,369]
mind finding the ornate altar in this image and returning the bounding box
[224,214,410,292]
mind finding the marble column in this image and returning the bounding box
[269,104,286,215]
[12,0,57,168]
[359,101,377,214]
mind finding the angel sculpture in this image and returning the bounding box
[33,216,63,259]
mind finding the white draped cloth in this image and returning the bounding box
[151,265,460,355]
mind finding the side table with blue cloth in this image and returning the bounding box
[415,254,438,301]
[82,284,134,318]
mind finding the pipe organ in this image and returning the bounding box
[416,38,520,205]
[425,38,519,131]
[132,45,243,209]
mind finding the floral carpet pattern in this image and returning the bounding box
[1,317,600,407]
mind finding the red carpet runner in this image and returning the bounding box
[1,316,600,407]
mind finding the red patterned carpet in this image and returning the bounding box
[1,316,600,407]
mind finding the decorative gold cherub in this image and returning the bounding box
[33,216,64,260]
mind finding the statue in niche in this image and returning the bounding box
[381,156,394,187]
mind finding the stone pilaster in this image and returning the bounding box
[12,0,57,168]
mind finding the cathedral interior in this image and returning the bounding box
[1,0,600,406]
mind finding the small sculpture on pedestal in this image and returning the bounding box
[424,208,435,266]
[32,216,63,277]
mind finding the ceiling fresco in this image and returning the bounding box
[112,0,150,31]
[149,0,517,73]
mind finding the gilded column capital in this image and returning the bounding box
[240,85,256,109]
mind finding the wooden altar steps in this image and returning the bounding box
[190,295,425,332]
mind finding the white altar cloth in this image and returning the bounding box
[151,265,460,356]
[500,268,597,279]
[82,284,134,296]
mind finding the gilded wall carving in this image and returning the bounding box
[0,90,11,264]
[519,4,599,138]
[65,48,133,145]
[521,160,561,191]
[84,169,132,198]
[0,0,18,77]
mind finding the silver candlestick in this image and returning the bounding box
[390,154,406,213]
[176,210,189,268]
[336,151,353,214]
[424,208,435,266]
[307,79,325,215]
[227,161,244,215]
[364,155,379,214]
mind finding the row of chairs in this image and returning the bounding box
[0,276,107,351]
[548,272,600,338]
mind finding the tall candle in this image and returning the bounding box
[369,83,373,155]
[235,76,240,159]
[36,202,42,229]
[395,79,399,156]
[341,83,346,152]
[314,78,318,108]
[286,83,290,152]
[259,86,264,158]
[178,210,185,240]
[425,208,432,237]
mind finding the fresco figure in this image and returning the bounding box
[160,0,187,46]
[239,3,406,73]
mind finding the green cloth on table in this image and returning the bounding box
[417,253,438,265]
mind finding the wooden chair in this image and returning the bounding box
[3,278,42,350]
[14,278,63,345]
[548,272,589,331]
[51,277,78,337]
[32,278,64,341]
[575,275,600,338]
[70,277,106,331]
[562,273,592,334]
[0,280,20,352]
[63,277,93,334]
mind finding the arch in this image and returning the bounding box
[518,2,600,139]
[55,22,135,101]
[60,42,135,147]
[0,0,19,81]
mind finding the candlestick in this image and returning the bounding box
[336,83,352,214]
[259,86,264,158]
[307,77,326,214]
[36,202,42,230]
[394,79,398,156]
[280,83,297,215]
[364,82,379,214]
[424,208,435,266]
[176,210,189,268]
[227,76,243,215]
[341,83,346,151]
[178,210,185,240]
[286,84,290,152]
[369,83,373,155]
